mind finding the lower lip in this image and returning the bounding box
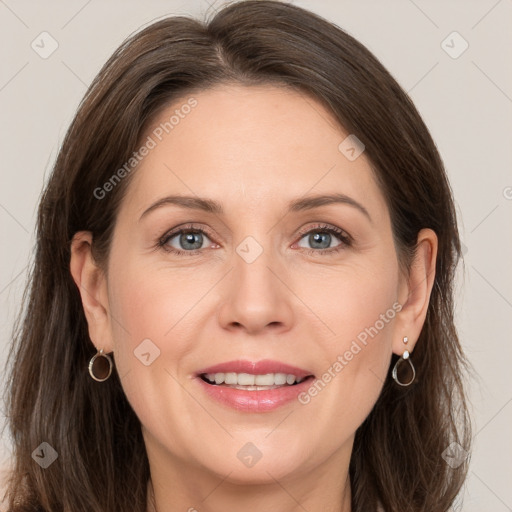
[196,376,315,412]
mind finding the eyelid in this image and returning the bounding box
[157,223,218,253]
[292,223,352,254]
[295,223,352,242]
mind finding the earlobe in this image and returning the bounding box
[393,228,438,355]
[69,231,113,353]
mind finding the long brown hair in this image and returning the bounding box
[3,1,471,510]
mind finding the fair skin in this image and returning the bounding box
[70,84,437,512]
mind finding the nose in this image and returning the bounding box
[217,242,294,336]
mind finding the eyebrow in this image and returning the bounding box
[139,192,372,222]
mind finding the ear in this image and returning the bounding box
[69,231,114,353]
[393,228,438,356]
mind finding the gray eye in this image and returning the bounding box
[168,231,210,251]
[298,231,341,250]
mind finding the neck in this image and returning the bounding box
[145,444,353,512]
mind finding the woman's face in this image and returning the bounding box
[102,84,409,486]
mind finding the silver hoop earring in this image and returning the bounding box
[392,336,416,386]
[88,349,113,382]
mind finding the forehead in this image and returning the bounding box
[121,84,387,221]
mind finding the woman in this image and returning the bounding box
[3,1,471,510]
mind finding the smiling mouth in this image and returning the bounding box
[199,372,314,390]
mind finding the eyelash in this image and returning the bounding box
[156,223,352,257]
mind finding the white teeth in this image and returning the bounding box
[274,373,287,385]
[224,372,237,385]
[255,374,275,386]
[203,372,305,386]
[237,373,255,386]
[286,374,296,385]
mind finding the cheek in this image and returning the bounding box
[293,250,399,346]
[331,262,399,385]
[107,254,208,352]
[103,255,182,387]
[104,253,227,410]
[295,257,398,427]
[104,259,199,438]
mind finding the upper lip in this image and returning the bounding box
[196,359,314,379]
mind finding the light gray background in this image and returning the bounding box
[1,1,511,510]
